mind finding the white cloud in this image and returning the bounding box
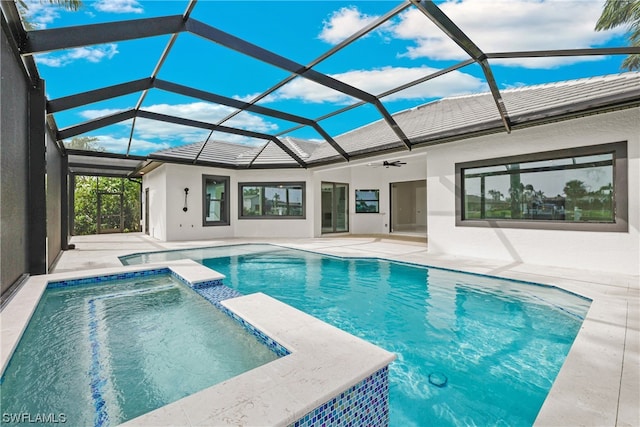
[79,108,125,120]
[91,135,171,154]
[133,118,211,145]
[143,102,279,134]
[35,44,119,67]
[319,7,380,44]
[76,102,281,145]
[93,0,144,14]
[391,0,626,68]
[272,66,487,103]
[273,78,357,104]
[35,56,64,67]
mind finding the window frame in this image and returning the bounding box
[238,181,306,219]
[455,141,628,232]
[355,189,380,213]
[202,175,230,227]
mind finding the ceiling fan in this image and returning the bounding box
[367,160,407,168]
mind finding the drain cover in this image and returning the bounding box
[428,372,448,387]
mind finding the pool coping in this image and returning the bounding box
[0,259,395,426]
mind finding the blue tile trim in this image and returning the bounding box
[216,303,290,358]
[87,298,109,427]
[193,282,242,303]
[47,268,171,289]
[184,277,225,290]
[192,283,291,358]
[86,284,174,427]
[291,366,391,427]
[87,285,173,427]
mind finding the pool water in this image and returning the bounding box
[122,244,591,426]
[0,273,278,427]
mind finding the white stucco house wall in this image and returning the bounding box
[425,108,638,276]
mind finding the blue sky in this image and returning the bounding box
[21,0,630,155]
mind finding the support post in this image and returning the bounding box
[28,79,47,274]
[61,155,69,250]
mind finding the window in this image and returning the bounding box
[355,189,380,213]
[203,175,229,226]
[239,182,305,219]
[455,142,627,231]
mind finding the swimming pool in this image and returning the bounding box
[0,270,279,427]
[122,244,591,426]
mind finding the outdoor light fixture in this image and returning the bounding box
[183,187,189,212]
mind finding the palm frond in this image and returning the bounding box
[595,0,637,31]
[595,0,640,71]
[46,0,82,12]
[621,54,640,70]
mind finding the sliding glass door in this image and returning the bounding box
[390,180,427,235]
[321,182,348,233]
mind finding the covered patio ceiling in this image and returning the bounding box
[2,0,638,177]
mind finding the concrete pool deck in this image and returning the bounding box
[36,233,640,425]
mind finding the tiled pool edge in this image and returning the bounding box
[1,260,395,427]
[152,292,395,427]
[193,284,390,426]
[190,281,291,358]
[291,366,390,427]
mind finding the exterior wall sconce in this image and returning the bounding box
[183,187,189,212]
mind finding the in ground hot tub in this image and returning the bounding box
[0,267,279,426]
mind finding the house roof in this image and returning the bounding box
[331,72,640,157]
[147,72,640,169]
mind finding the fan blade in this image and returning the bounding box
[383,160,406,167]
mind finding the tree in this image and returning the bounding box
[563,179,588,206]
[65,136,105,152]
[488,189,503,201]
[271,192,281,214]
[73,176,98,235]
[563,180,588,198]
[73,176,141,235]
[243,187,260,197]
[17,0,82,30]
[595,0,640,70]
[18,0,81,11]
[508,180,524,218]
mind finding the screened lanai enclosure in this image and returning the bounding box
[71,176,141,235]
[1,0,639,296]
